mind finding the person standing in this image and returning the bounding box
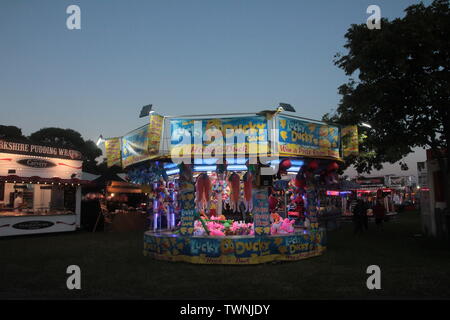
[373,199,386,230]
[362,198,369,231]
[14,192,24,212]
[351,197,364,235]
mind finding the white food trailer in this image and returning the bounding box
[0,139,87,237]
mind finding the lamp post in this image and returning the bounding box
[278,103,296,113]
[96,135,105,146]
[139,104,153,118]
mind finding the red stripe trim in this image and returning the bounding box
[56,221,76,226]
[58,163,82,169]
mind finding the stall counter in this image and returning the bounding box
[0,213,76,237]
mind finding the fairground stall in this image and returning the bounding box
[82,173,148,232]
[353,176,395,213]
[102,110,358,264]
[0,139,86,237]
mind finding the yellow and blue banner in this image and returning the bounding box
[148,114,164,156]
[278,116,341,159]
[143,231,326,264]
[121,125,150,167]
[105,137,122,168]
[169,116,269,157]
[342,125,359,157]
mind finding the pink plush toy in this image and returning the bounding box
[230,221,240,233]
[271,219,295,235]
[209,228,225,236]
[270,221,283,235]
[248,223,255,236]
[279,219,295,234]
[205,221,225,236]
[193,220,206,236]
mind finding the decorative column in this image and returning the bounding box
[178,163,196,236]
[252,164,271,236]
[252,187,271,235]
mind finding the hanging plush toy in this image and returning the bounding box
[268,193,278,212]
[277,158,292,179]
[308,160,319,171]
[228,173,240,213]
[327,161,339,172]
[294,169,306,191]
[325,161,339,185]
[196,173,211,212]
[243,171,253,213]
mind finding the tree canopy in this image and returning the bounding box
[327,0,449,171]
[0,125,28,141]
[0,126,103,174]
[328,0,450,204]
[29,127,102,173]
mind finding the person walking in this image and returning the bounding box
[362,198,369,231]
[351,197,364,235]
[373,199,386,230]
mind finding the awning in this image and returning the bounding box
[326,180,362,191]
[106,180,143,194]
[0,175,92,185]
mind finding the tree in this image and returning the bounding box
[0,125,28,141]
[29,127,102,173]
[96,158,123,176]
[328,0,450,208]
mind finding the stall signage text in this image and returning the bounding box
[0,140,82,160]
[252,188,271,235]
[170,116,269,156]
[17,158,56,168]
[12,221,55,230]
[278,116,340,159]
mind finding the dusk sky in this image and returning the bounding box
[0,0,429,177]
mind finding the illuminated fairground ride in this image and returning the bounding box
[102,108,358,264]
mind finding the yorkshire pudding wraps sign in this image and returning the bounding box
[0,140,82,160]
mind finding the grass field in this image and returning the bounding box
[1,211,450,299]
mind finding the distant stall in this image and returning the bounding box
[0,139,87,237]
[82,173,148,232]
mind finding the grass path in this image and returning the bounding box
[1,211,450,299]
